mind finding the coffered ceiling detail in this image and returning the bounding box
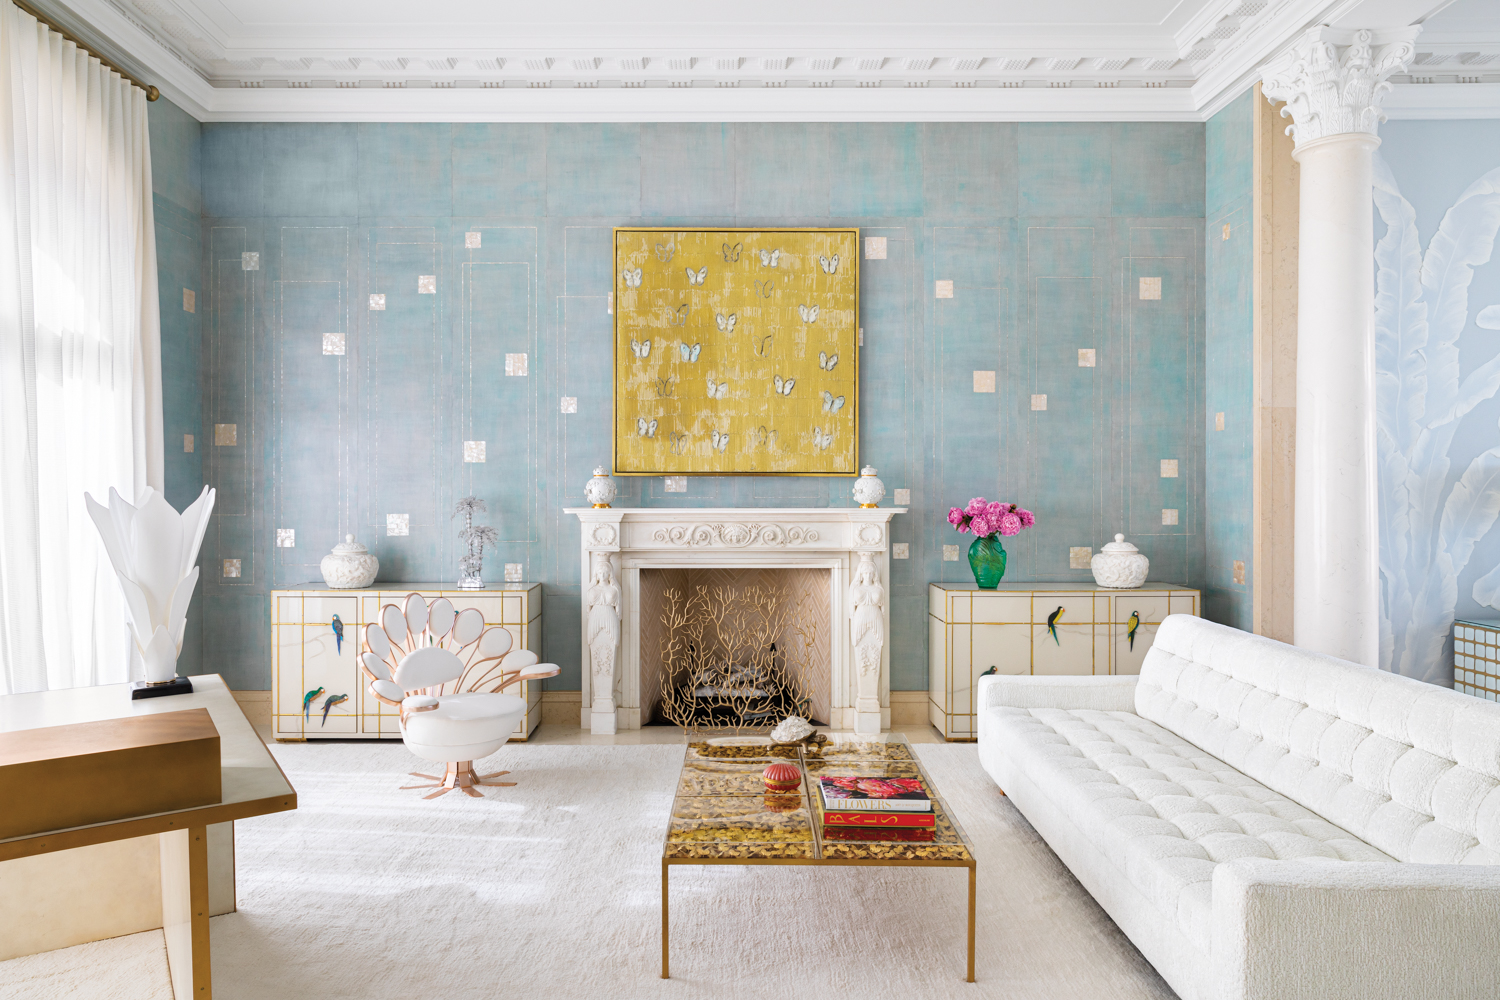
[35,0,1500,120]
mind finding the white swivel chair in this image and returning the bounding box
[359,593,559,799]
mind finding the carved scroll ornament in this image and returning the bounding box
[1260,26,1419,148]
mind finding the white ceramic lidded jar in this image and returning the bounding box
[585,466,617,508]
[852,466,886,508]
[1091,534,1149,589]
[321,535,379,589]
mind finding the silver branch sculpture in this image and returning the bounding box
[453,496,500,590]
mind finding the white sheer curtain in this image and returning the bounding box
[0,2,163,694]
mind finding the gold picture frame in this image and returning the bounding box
[613,227,860,476]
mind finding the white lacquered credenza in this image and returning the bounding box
[928,581,1201,740]
[270,583,544,742]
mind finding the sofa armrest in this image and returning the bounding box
[978,673,1138,713]
[1213,858,1500,1000]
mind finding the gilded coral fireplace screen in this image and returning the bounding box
[641,568,829,734]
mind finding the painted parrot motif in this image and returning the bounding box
[980,666,997,677]
[1046,606,1064,646]
[1127,611,1141,651]
[331,614,344,655]
[302,686,325,722]
[320,693,349,727]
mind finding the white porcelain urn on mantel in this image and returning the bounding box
[564,504,906,735]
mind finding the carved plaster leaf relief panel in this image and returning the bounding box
[589,524,618,547]
[855,523,884,548]
[650,523,822,547]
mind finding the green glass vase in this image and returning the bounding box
[968,535,1007,589]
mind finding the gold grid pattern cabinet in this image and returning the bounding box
[927,582,1201,740]
[271,583,544,742]
[1453,618,1500,701]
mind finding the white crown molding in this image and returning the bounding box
[194,85,1204,124]
[37,0,1498,121]
[1384,81,1500,117]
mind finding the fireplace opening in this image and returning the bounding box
[640,567,831,731]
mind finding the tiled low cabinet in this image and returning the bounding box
[270,583,544,742]
[1453,618,1500,701]
[928,582,1201,740]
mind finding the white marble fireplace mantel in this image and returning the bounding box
[564,506,906,735]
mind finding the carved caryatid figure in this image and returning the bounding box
[586,554,622,714]
[848,554,885,678]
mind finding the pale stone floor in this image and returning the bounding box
[255,722,951,745]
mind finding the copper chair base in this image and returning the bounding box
[401,760,517,799]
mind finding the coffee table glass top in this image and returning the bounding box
[664,734,973,862]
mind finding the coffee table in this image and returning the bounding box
[660,733,976,981]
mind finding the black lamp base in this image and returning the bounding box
[130,676,194,700]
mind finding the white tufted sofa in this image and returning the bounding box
[977,614,1500,1000]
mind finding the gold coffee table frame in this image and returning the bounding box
[660,735,977,982]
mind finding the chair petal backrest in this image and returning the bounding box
[428,598,455,640]
[364,621,391,661]
[370,678,404,703]
[452,608,485,646]
[404,593,429,635]
[503,649,539,670]
[381,604,408,646]
[362,652,392,682]
[478,626,513,658]
[394,645,463,689]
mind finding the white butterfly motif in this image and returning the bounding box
[821,390,845,413]
[818,351,838,371]
[686,266,707,286]
[630,338,651,359]
[819,254,840,274]
[773,375,795,397]
[798,304,819,324]
[680,342,702,362]
[812,426,833,450]
[656,242,675,262]
[636,417,658,438]
[710,429,730,453]
[715,312,737,334]
[759,248,782,267]
[706,377,728,399]
[621,267,642,288]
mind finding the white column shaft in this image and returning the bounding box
[1292,133,1380,666]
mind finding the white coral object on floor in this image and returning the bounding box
[86,486,215,683]
[771,716,815,743]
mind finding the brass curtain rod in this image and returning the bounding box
[11,0,159,100]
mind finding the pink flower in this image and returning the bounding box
[1017,509,1036,528]
[947,507,967,528]
[968,515,993,537]
[964,497,988,516]
[997,512,1023,536]
[985,501,1006,519]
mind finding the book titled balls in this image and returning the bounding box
[762,761,802,793]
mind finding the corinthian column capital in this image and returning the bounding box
[1260,25,1420,148]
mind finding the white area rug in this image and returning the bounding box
[0,743,1175,1000]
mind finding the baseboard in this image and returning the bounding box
[541,690,582,725]
[231,689,271,728]
[888,690,927,726]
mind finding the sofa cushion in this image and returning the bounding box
[989,704,1391,952]
[1137,616,1500,866]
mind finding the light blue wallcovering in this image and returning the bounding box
[148,97,205,671]
[172,121,1208,691]
[1376,120,1500,682]
[1203,91,1255,630]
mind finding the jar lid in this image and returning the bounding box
[860,465,878,476]
[1101,533,1139,553]
[592,466,610,476]
[332,534,368,554]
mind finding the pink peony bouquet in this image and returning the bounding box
[947,497,1036,538]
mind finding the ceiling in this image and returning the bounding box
[35,0,1500,121]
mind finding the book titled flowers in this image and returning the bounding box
[818,776,931,812]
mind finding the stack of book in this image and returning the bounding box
[817,776,935,842]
